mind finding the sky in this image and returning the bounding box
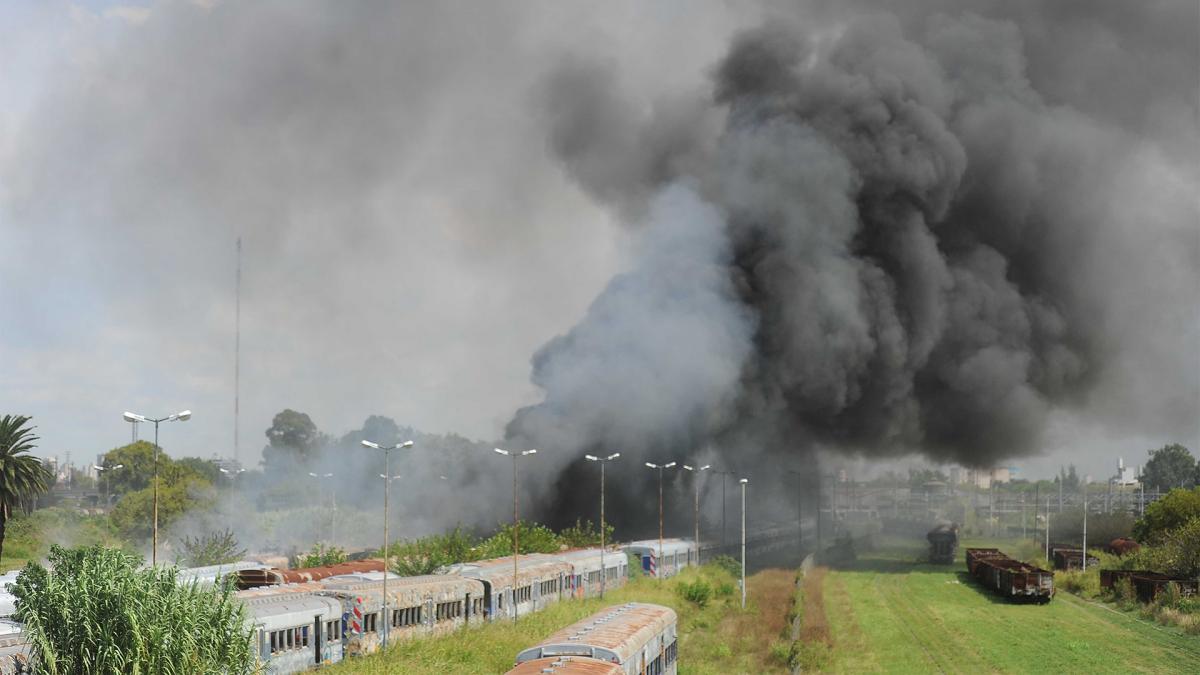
[0,0,1196,484]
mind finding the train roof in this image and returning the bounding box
[621,539,695,555]
[234,559,386,588]
[177,560,261,585]
[241,593,342,631]
[516,603,676,665]
[506,656,624,674]
[447,555,572,586]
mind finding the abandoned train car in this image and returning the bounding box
[926,524,959,564]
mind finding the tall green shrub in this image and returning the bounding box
[13,545,254,674]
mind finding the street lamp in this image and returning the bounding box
[584,452,620,597]
[681,464,711,564]
[93,464,124,510]
[740,477,749,609]
[309,472,335,544]
[122,409,191,566]
[495,447,537,621]
[361,438,414,650]
[645,461,677,579]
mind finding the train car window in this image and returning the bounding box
[300,626,309,648]
[285,629,293,650]
[665,640,677,665]
[269,631,277,653]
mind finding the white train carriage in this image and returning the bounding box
[510,603,678,675]
[245,593,344,674]
[317,572,485,657]
[552,548,628,598]
[446,555,572,621]
[177,560,262,587]
[622,539,697,579]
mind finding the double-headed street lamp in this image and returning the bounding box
[740,477,749,609]
[309,472,335,544]
[92,463,124,510]
[645,461,677,579]
[681,464,711,564]
[494,447,537,621]
[584,453,620,597]
[122,410,191,566]
[361,439,414,650]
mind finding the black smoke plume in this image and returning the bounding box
[512,6,1198,532]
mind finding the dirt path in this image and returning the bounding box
[799,566,831,645]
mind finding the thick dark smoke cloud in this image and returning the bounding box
[513,0,1198,531]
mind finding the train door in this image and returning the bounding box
[313,614,323,665]
[479,580,493,620]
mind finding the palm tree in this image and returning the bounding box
[0,415,52,562]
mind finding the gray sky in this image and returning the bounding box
[1,0,1195,483]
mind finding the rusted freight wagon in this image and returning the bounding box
[964,548,1054,603]
[1100,570,1200,603]
[1050,547,1099,571]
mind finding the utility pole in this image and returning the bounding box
[1021,492,1026,540]
[234,236,241,466]
[740,478,748,609]
[1044,496,1050,563]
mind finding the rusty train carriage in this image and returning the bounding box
[549,549,629,599]
[234,559,387,590]
[964,548,1054,603]
[512,603,678,675]
[507,656,625,675]
[447,555,574,621]
[318,572,486,657]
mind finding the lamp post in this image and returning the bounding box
[681,464,711,564]
[584,453,620,598]
[495,447,537,621]
[361,439,414,650]
[740,478,749,609]
[122,410,191,566]
[92,463,124,510]
[309,472,334,544]
[1082,485,1089,572]
[645,461,677,580]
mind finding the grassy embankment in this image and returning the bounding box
[790,536,1200,674]
[329,561,798,674]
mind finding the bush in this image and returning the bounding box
[389,526,480,576]
[476,520,563,558]
[710,555,741,578]
[176,528,246,567]
[13,545,254,674]
[1120,517,1200,579]
[295,542,347,568]
[558,519,615,548]
[677,578,713,608]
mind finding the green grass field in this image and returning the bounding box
[810,537,1200,674]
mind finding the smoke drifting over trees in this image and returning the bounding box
[0,2,1195,540]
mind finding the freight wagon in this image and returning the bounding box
[964,548,1054,603]
[926,524,958,564]
[1099,569,1199,603]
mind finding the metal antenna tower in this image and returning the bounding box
[234,237,241,465]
